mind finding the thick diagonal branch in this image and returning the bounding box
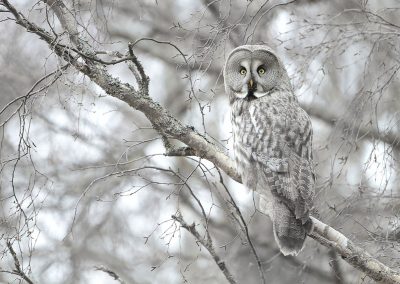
[310,217,400,284]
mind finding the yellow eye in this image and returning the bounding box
[240,67,247,75]
[258,67,265,75]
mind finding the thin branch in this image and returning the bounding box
[0,63,69,117]
[128,42,149,95]
[217,169,266,284]
[172,214,237,284]
[304,104,400,151]
[6,241,35,284]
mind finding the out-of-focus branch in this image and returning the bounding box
[201,0,240,46]
[95,266,127,284]
[172,214,237,284]
[0,63,68,126]
[304,104,400,151]
[2,1,400,283]
[328,249,344,284]
[43,0,81,48]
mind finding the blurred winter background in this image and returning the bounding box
[1,0,400,283]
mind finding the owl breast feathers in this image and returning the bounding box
[224,45,315,256]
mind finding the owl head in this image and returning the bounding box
[223,45,292,102]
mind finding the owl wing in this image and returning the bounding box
[253,149,314,223]
[249,103,314,224]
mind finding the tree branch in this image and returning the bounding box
[172,214,237,284]
[328,249,344,284]
[2,1,400,283]
[304,104,400,151]
[217,169,266,284]
[310,217,400,284]
[6,241,35,284]
[94,266,127,284]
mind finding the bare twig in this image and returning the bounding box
[172,214,237,284]
[128,42,149,94]
[6,241,35,284]
[0,64,68,117]
[217,169,266,284]
[304,104,400,151]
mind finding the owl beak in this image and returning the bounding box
[246,78,257,100]
[248,78,256,92]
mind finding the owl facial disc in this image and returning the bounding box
[224,45,290,102]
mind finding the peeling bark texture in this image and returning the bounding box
[2,1,400,283]
[310,217,400,284]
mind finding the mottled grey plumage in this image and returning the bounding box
[224,45,314,256]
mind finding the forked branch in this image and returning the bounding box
[5,241,35,284]
[172,214,237,284]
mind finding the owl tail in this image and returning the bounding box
[272,200,307,256]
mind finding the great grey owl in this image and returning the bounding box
[223,45,314,256]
